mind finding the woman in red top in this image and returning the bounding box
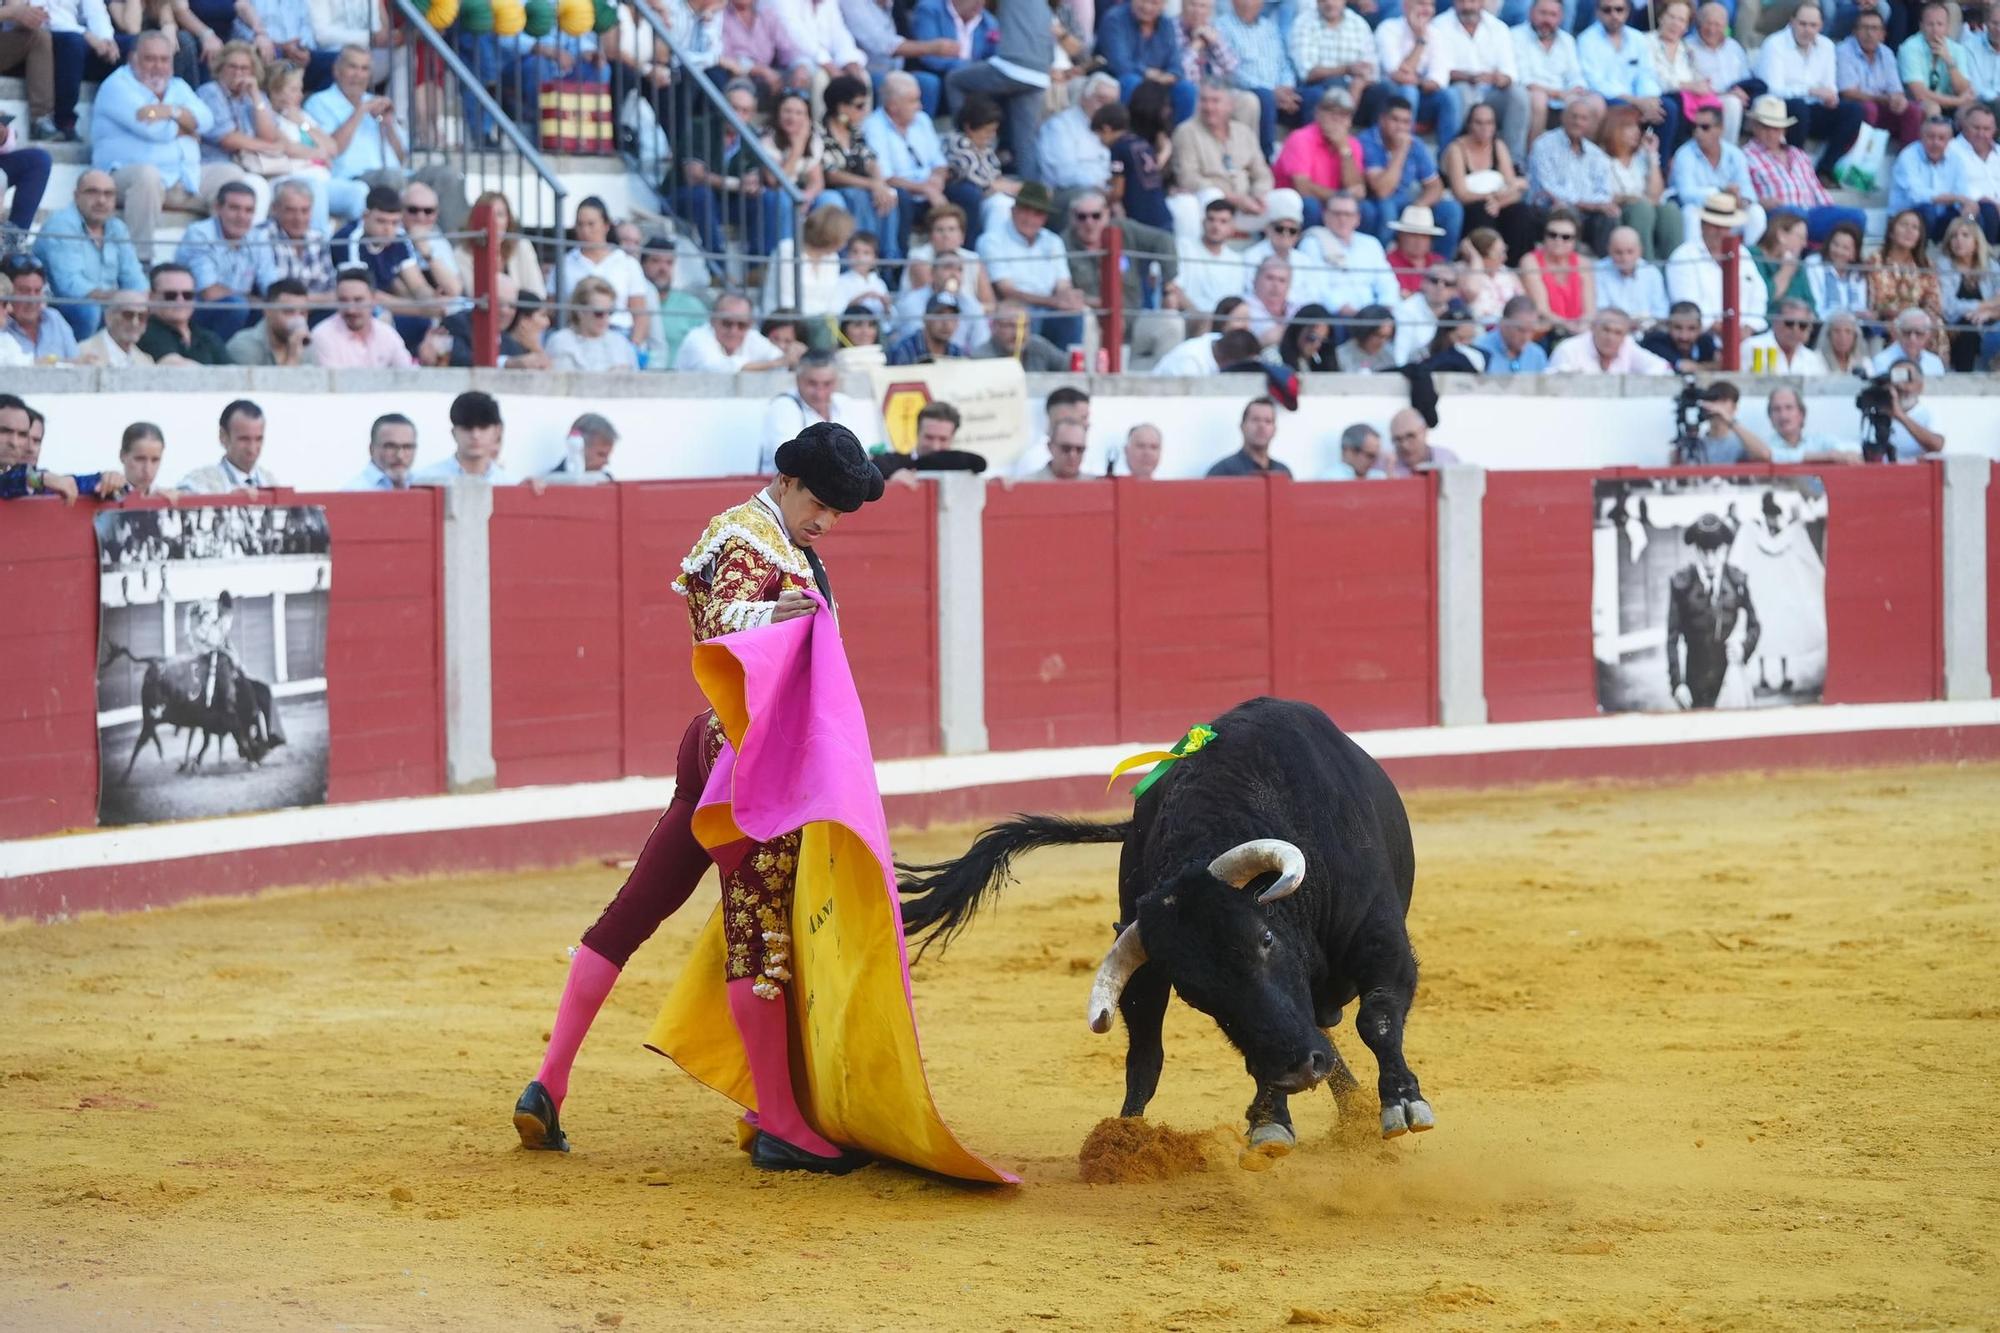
[1519,207,1597,341]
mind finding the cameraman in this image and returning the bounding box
[1767,388,1859,464]
[1886,363,1946,462]
[1672,380,1773,464]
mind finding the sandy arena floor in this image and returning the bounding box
[3,764,1997,1332]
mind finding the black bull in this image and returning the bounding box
[102,645,286,782]
[898,697,1433,1146]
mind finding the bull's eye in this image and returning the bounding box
[1260,929,1275,950]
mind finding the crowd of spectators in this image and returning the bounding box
[7,0,2000,381]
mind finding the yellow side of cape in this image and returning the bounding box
[644,640,1009,1184]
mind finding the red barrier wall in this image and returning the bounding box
[983,478,1439,748]
[488,480,940,788]
[0,493,447,840]
[317,490,449,802]
[1482,467,1945,724]
[0,502,100,838]
[1990,463,1999,686]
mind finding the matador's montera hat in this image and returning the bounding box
[775,421,885,513]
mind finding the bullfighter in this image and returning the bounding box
[512,422,883,1174]
[1667,513,1761,710]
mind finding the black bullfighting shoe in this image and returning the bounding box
[513,1080,570,1152]
[749,1131,870,1175]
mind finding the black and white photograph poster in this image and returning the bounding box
[1593,477,1829,714]
[94,506,332,827]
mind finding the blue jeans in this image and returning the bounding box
[1391,83,1463,151]
[1785,97,1863,178]
[1116,72,1198,125]
[453,31,504,144]
[836,185,899,262]
[194,293,253,341]
[1036,312,1085,350]
[1244,85,1279,159]
[1918,200,2000,245]
[0,146,52,228]
[51,31,118,131]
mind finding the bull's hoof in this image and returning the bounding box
[1380,1098,1436,1140]
[1247,1121,1296,1154]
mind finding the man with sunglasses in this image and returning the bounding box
[1741,295,1828,373]
[1669,104,1765,244]
[1577,0,1672,142]
[75,287,154,366]
[135,261,228,364]
[1023,417,1095,481]
[1329,422,1388,479]
[1063,188,1188,363]
[677,290,795,372]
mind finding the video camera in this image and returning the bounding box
[1671,375,1715,465]
[1854,373,1898,464]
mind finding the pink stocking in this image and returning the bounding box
[535,944,621,1109]
[726,976,840,1158]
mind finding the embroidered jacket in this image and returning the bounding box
[673,492,820,641]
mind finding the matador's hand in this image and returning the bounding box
[770,588,815,623]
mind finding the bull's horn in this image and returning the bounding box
[1208,839,1307,904]
[1086,924,1148,1034]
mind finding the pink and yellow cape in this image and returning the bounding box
[645,595,1015,1185]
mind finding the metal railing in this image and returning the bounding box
[385,0,570,244]
[613,0,806,299]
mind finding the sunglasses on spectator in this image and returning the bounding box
[1545,228,1576,240]
[715,317,751,329]
[1270,223,1301,235]
[1072,209,1105,221]
[1053,444,1087,455]
[113,309,148,320]
[1780,318,1812,329]
[155,289,195,301]
[404,204,438,216]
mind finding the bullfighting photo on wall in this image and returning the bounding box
[94,506,332,827]
[1592,476,1828,714]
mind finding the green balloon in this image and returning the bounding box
[592,0,617,32]
[524,0,554,36]
[458,0,494,32]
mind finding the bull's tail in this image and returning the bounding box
[898,814,1133,956]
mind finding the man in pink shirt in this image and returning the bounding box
[1548,305,1673,373]
[310,267,417,368]
[1271,87,1366,228]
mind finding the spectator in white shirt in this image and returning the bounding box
[1377,0,1459,149]
[674,291,798,371]
[1513,0,1589,137]
[1752,2,1863,181]
[1034,73,1118,196]
[759,348,880,471]
[411,390,517,485]
[1434,0,1530,159]
[1946,103,2000,244]
[1314,192,1401,319]
[558,196,651,344]
[1595,224,1669,322]
[1740,296,1829,373]
[344,412,419,490]
[1665,190,1769,333]
[546,275,642,372]
[1868,307,1948,376]
[1687,2,1753,144]
[1548,304,1673,371]
[1178,197,1254,324]
[179,399,278,493]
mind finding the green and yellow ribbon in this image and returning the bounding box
[1106,723,1218,800]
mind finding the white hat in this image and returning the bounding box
[1748,94,1797,129]
[1389,204,1446,237]
[1697,190,1748,229]
[1266,188,1305,225]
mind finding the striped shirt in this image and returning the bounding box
[1215,8,1293,89]
[1288,8,1375,82]
[1745,140,1831,210]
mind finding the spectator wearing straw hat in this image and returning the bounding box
[1743,95,1867,242]
[1385,204,1450,294]
[1665,191,1770,333]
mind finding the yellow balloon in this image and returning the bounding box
[492,0,525,36]
[426,0,460,26]
[556,0,592,33]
